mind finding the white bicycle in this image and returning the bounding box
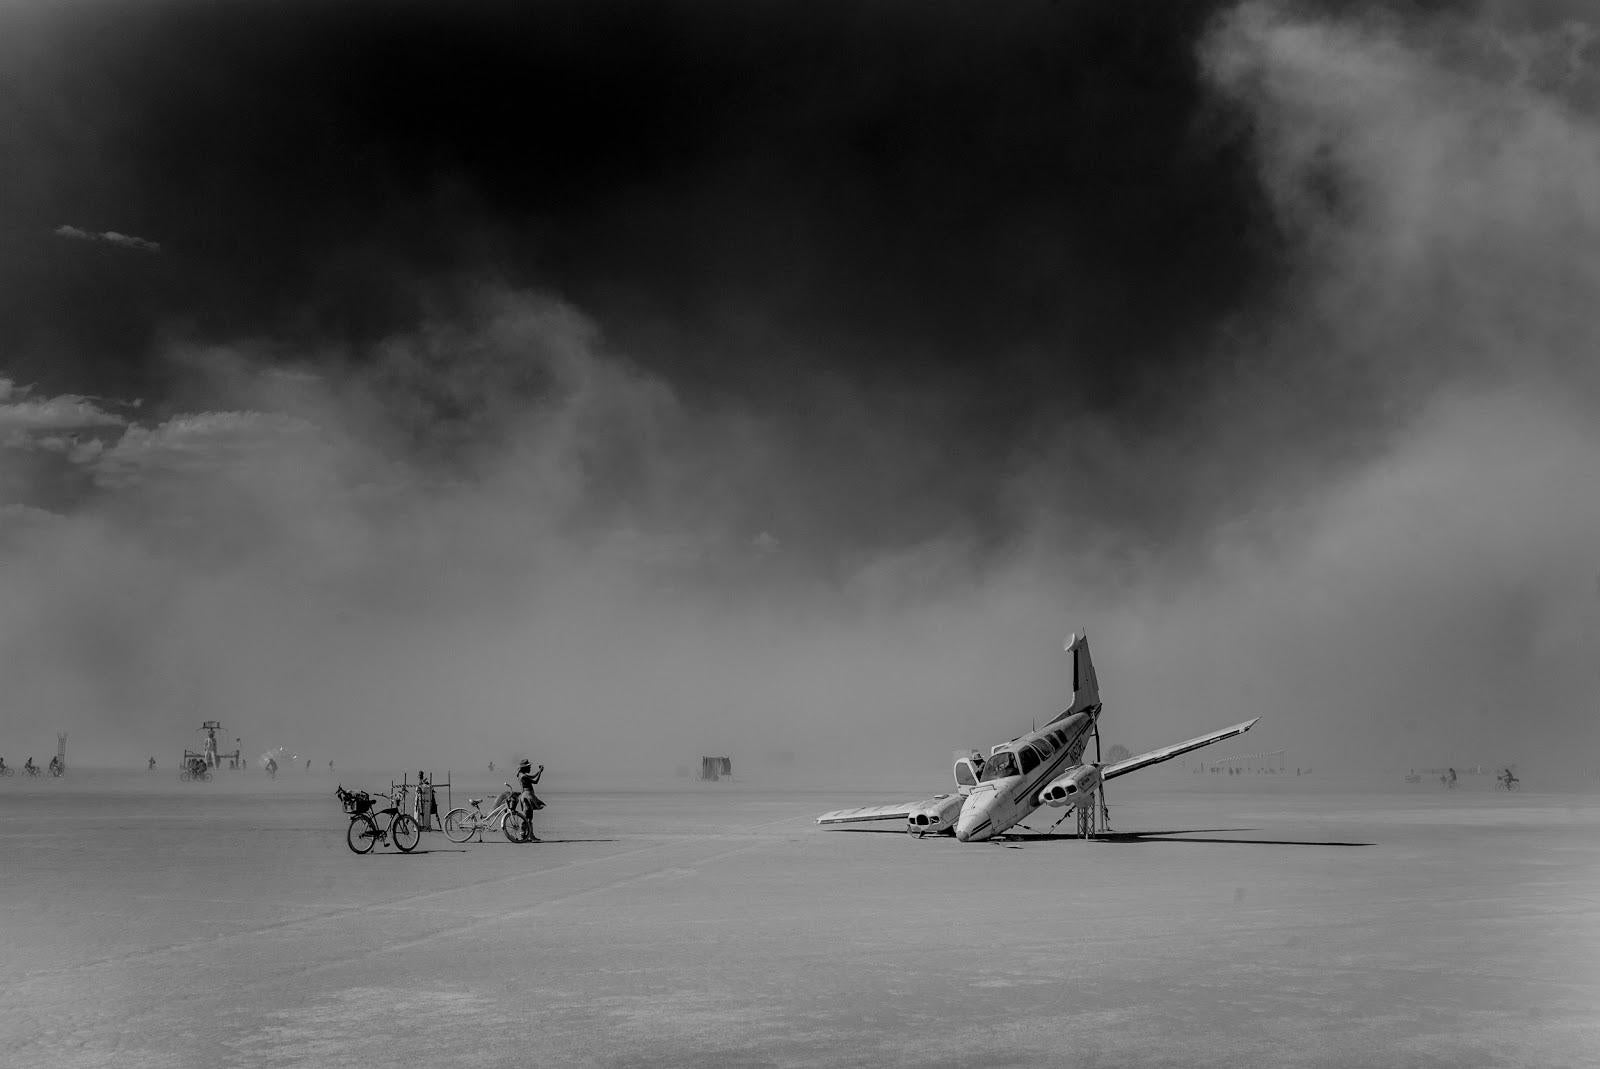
[443,784,533,843]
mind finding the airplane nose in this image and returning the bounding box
[955,794,996,842]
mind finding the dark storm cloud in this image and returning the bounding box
[1,1,1265,421]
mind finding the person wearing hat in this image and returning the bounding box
[516,758,545,842]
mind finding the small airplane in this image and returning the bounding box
[817,631,1259,842]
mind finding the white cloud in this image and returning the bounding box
[0,379,129,447]
[53,223,161,253]
[91,410,319,489]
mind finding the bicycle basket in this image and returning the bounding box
[340,790,374,815]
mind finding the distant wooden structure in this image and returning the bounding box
[184,720,243,774]
[699,756,733,782]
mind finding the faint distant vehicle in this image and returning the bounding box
[23,757,40,777]
[1497,768,1520,791]
[337,785,420,855]
[442,785,526,844]
[180,756,212,781]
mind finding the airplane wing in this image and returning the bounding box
[816,794,961,826]
[1101,717,1259,782]
[816,802,921,825]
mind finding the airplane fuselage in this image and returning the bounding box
[954,707,1099,842]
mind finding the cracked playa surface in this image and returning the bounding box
[2,773,1597,1068]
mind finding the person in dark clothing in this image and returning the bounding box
[517,759,544,842]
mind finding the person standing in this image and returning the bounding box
[517,759,544,842]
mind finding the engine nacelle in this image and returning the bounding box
[906,793,965,836]
[1037,764,1101,808]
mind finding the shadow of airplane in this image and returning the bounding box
[1096,830,1372,847]
[998,827,1374,846]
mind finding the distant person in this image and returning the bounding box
[266,756,278,779]
[1447,767,1457,788]
[328,760,334,771]
[24,757,38,775]
[517,759,544,842]
[0,756,8,774]
[488,761,495,773]
[306,759,311,770]
[149,756,157,771]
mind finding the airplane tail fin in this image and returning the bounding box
[1064,631,1101,719]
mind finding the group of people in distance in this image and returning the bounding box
[0,755,62,775]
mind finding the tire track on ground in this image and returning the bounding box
[6,815,809,987]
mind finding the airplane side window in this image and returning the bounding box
[1035,736,1054,756]
[1019,747,1040,775]
[954,761,978,787]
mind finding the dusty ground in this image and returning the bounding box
[2,771,1596,1068]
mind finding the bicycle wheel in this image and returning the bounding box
[346,814,378,854]
[442,808,475,843]
[201,771,213,782]
[501,810,529,843]
[390,814,421,853]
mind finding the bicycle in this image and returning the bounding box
[443,783,538,844]
[1497,774,1520,791]
[0,761,12,777]
[337,785,421,854]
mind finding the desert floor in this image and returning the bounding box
[2,770,1596,1068]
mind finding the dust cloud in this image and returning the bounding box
[3,2,1599,782]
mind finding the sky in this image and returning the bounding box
[2,0,1599,779]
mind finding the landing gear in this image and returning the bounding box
[1045,720,1114,839]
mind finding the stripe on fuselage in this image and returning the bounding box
[1000,706,1100,827]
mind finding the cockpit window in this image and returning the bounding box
[954,760,979,787]
[1019,746,1040,774]
[979,751,1019,780]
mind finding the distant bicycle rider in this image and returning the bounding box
[517,759,545,842]
[24,756,38,775]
